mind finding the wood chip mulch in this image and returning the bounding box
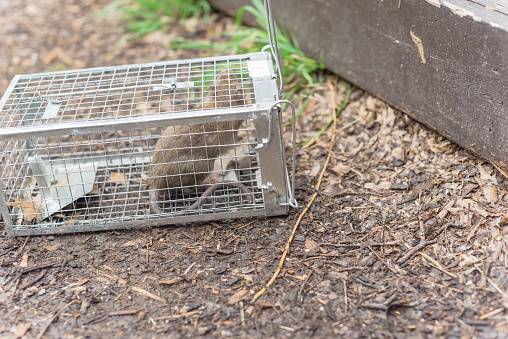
[1,1,507,338]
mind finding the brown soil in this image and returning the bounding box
[1,1,508,338]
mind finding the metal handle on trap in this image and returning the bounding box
[263,0,284,98]
[272,100,297,208]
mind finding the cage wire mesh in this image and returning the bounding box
[0,1,296,237]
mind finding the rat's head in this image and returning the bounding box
[209,69,244,106]
[214,69,239,86]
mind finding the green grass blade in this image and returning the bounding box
[298,83,352,147]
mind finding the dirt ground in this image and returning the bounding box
[1,0,508,338]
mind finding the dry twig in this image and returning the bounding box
[320,241,399,248]
[153,310,201,320]
[37,300,79,339]
[342,278,348,312]
[419,252,458,279]
[20,269,47,289]
[108,309,141,316]
[396,219,436,264]
[252,80,339,302]
[19,260,62,275]
[487,277,508,300]
[369,246,398,274]
[479,307,504,320]
[15,236,30,257]
[298,270,313,302]
[362,293,398,311]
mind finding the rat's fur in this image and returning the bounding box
[148,69,245,213]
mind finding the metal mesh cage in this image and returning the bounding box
[0,52,293,237]
[0,57,254,128]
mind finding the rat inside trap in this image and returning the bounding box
[0,53,296,237]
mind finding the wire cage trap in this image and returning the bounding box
[0,0,297,237]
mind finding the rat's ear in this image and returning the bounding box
[235,84,243,94]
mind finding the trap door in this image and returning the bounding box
[248,53,292,216]
[16,89,98,222]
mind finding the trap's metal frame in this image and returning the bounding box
[0,1,297,237]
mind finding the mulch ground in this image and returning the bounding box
[1,1,508,338]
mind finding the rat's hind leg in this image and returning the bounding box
[149,190,161,214]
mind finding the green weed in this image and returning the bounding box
[170,0,325,96]
[298,82,351,147]
[109,0,211,39]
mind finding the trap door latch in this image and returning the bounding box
[255,107,274,150]
[247,56,279,150]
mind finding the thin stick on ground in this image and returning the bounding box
[19,260,63,275]
[37,300,79,339]
[16,236,30,258]
[419,252,457,279]
[369,246,398,274]
[319,241,399,248]
[20,268,47,289]
[396,219,436,264]
[301,84,351,148]
[298,269,313,302]
[342,278,348,312]
[486,277,508,300]
[252,79,339,302]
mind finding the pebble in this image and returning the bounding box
[390,182,408,190]
[394,160,405,167]
[95,235,108,243]
[227,277,240,286]
[215,267,227,275]
[425,219,438,227]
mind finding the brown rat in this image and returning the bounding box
[148,69,250,213]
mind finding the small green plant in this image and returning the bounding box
[170,0,325,96]
[110,0,211,39]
